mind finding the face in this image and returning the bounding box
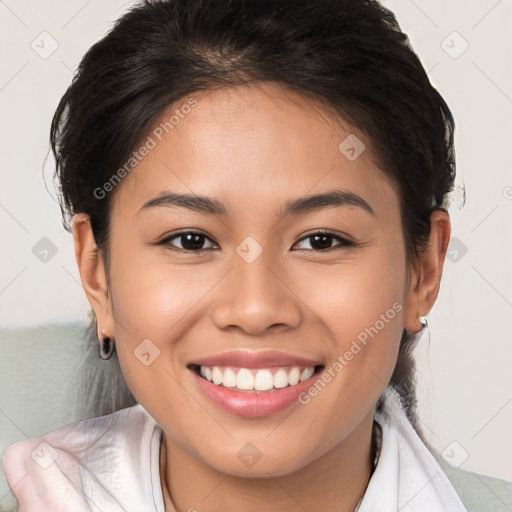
[81,83,417,476]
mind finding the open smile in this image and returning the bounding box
[187,351,325,418]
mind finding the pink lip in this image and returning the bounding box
[189,350,323,368]
[190,369,322,418]
[187,350,324,418]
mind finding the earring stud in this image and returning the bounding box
[419,316,428,329]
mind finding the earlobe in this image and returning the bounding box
[403,210,451,334]
[71,213,115,335]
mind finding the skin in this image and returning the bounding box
[72,83,450,512]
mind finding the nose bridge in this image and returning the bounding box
[212,238,302,334]
[235,244,280,302]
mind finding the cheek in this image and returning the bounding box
[107,260,211,442]
[300,245,406,344]
[104,239,218,405]
[294,243,406,408]
[110,254,213,341]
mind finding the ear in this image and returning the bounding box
[403,209,451,333]
[71,213,115,338]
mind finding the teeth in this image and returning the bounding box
[254,369,274,391]
[237,368,254,390]
[299,367,314,382]
[223,368,237,388]
[198,365,318,391]
[288,367,300,386]
[273,368,289,388]
[212,367,223,385]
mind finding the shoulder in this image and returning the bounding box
[373,388,511,512]
[2,404,161,512]
[3,403,152,466]
[431,450,512,512]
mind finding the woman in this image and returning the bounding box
[1,0,479,510]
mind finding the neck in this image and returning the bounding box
[160,410,375,512]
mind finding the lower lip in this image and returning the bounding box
[190,368,322,418]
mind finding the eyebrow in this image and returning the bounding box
[137,188,375,218]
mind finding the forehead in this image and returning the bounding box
[112,83,398,219]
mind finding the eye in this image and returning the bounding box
[157,229,355,253]
[293,231,355,251]
[158,230,217,252]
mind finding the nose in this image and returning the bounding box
[212,250,303,336]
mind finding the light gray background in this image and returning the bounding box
[0,0,511,482]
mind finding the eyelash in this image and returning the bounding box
[157,229,356,253]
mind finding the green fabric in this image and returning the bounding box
[432,451,512,511]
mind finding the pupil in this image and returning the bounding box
[310,234,331,250]
[182,233,203,250]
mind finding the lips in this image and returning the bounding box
[189,350,323,369]
[187,350,325,418]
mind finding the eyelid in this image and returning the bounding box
[156,229,218,250]
[292,230,355,250]
[157,229,355,252]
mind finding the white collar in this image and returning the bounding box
[358,387,468,511]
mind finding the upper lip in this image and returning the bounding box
[189,350,324,369]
